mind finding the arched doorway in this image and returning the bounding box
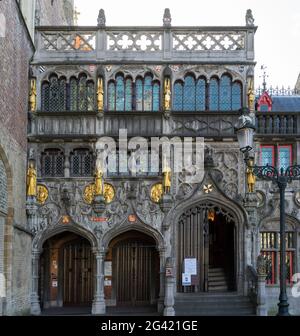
[177,204,236,293]
[105,230,159,307]
[39,232,94,309]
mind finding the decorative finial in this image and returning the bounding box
[260,65,269,92]
[163,8,171,27]
[73,6,81,26]
[97,9,106,27]
[245,9,254,26]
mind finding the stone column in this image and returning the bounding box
[163,257,175,316]
[30,249,41,315]
[157,248,166,313]
[256,255,267,316]
[92,248,106,315]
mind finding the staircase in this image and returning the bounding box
[208,267,228,291]
[174,292,256,316]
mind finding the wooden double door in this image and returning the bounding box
[113,237,159,306]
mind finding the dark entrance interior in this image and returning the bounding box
[177,205,236,293]
[208,210,235,291]
[107,230,159,307]
[39,232,94,309]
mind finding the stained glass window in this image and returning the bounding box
[116,75,125,111]
[219,75,231,110]
[152,82,160,111]
[232,82,242,110]
[183,75,196,111]
[108,81,115,111]
[261,146,274,166]
[196,78,206,111]
[78,75,87,111]
[135,78,143,111]
[125,78,133,111]
[70,77,78,111]
[278,146,291,170]
[174,82,183,111]
[87,81,94,111]
[144,75,153,111]
[209,78,219,110]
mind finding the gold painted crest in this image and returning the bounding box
[37,185,48,205]
[150,183,163,203]
[83,183,115,204]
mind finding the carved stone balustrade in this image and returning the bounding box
[33,26,256,64]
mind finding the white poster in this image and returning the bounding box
[182,273,191,286]
[104,261,112,276]
[184,258,197,275]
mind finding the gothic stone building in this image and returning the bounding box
[26,10,300,316]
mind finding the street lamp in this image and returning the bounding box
[235,108,300,316]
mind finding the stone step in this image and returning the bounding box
[208,276,228,282]
[208,280,228,286]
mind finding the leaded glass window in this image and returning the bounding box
[209,78,219,110]
[41,82,50,111]
[108,81,116,111]
[70,148,94,177]
[183,75,196,111]
[219,75,231,111]
[49,76,60,111]
[278,146,291,170]
[87,81,95,111]
[173,82,183,111]
[135,78,143,111]
[125,78,133,111]
[196,78,206,111]
[144,75,153,111]
[153,82,160,111]
[260,146,274,166]
[70,77,78,111]
[78,75,87,111]
[41,149,64,177]
[232,82,242,110]
[116,75,125,111]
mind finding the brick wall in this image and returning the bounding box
[0,0,34,315]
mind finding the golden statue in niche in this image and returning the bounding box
[94,168,104,196]
[162,156,171,194]
[246,158,256,193]
[83,182,115,204]
[247,78,255,111]
[26,162,37,197]
[29,79,37,112]
[164,78,171,111]
[97,77,104,111]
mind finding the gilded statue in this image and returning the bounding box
[29,79,37,112]
[97,78,104,111]
[164,78,171,111]
[246,159,256,193]
[95,168,104,196]
[26,162,37,197]
[151,183,163,203]
[247,78,255,111]
[162,156,171,194]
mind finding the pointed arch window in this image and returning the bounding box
[196,78,206,111]
[153,82,160,111]
[108,81,116,111]
[232,82,242,110]
[144,75,153,111]
[78,75,87,111]
[219,75,231,110]
[174,81,183,111]
[183,75,196,111]
[125,78,133,111]
[209,78,219,110]
[116,75,125,111]
[135,78,143,111]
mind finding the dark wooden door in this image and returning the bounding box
[113,241,157,306]
[63,239,94,305]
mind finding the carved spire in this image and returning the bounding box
[245,9,254,26]
[97,9,106,27]
[163,8,171,27]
